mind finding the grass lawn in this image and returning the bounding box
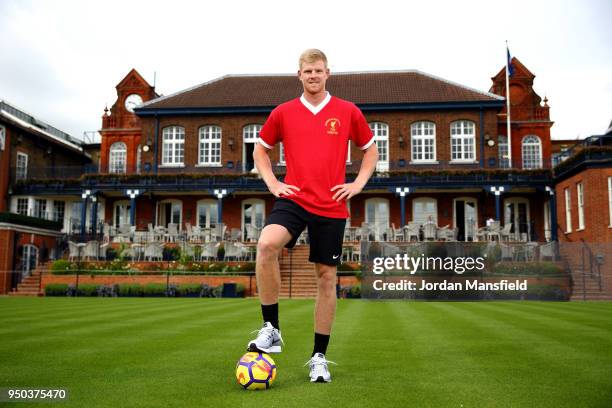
[0,298,611,407]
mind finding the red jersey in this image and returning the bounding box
[259,94,374,218]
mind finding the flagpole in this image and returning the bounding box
[505,40,512,168]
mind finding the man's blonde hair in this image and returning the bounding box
[299,49,328,69]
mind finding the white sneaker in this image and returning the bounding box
[247,322,283,353]
[305,353,336,383]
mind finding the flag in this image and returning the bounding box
[506,46,514,77]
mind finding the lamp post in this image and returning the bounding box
[395,187,410,227]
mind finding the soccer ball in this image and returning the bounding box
[236,352,277,390]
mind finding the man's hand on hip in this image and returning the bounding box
[330,182,363,201]
[269,180,300,198]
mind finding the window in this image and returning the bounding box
[411,122,436,162]
[450,121,475,162]
[157,200,181,228]
[564,188,572,233]
[197,200,218,227]
[136,145,142,174]
[0,124,5,150]
[577,183,584,230]
[369,122,389,171]
[279,143,286,165]
[498,135,509,168]
[243,124,262,172]
[69,202,82,232]
[504,197,531,241]
[53,200,65,224]
[412,197,437,225]
[34,199,47,219]
[242,199,265,240]
[522,135,542,169]
[162,126,185,166]
[109,142,127,174]
[199,126,222,165]
[113,201,131,228]
[365,198,390,240]
[16,198,28,215]
[16,152,28,180]
[609,177,612,227]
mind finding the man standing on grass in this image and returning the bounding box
[246,49,378,382]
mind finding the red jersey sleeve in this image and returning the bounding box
[258,108,282,149]
[350,104,374,150]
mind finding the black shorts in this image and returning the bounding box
[264,198,346,266]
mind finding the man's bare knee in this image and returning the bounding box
[257,238,283,261]
[317,266,337,294]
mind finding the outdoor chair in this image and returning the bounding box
[83,240,99,260]
[487,221,501,242]
[144,242,164,261]
[500,223,513,241]
[423,222,437,241]
[224,242,241,261]
[201,242,219,261]
[404,223,420,242]
[117,224,132,243]
[165,223,179,242]
[391,223,404,242]
[68,241,81,261]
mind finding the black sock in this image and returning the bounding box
[261,303,279,330]
[312,332,330,356]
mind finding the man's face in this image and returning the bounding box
[298,60,330,95]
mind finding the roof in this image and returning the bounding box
[139,70,504,112]
[0,100,88,156]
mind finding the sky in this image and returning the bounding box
[0,0,610,141]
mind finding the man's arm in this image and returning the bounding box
[331,143,379,201]
[253,143,300,197]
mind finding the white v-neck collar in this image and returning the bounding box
[300,92,331,115]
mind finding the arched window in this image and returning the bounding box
[109,142,127,174]
[162,126,185,166]
[199,126,222,165]
[369,122,389,171]
[197,199,218,227]
[522,135,542,169]
[450,121,476,162]
[411,121,436,162]
[412,197,438,225]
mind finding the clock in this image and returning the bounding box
[124,94,143,112]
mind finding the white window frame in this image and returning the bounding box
[136,145,142,174]
[504,197,531,241]
[16,152,28,181]
[198,125,222,166]
[564,188,572,233]
[113,200,131,228]
[241,198,265,240]
[162,126,185,166]
[243,124,262,172]
[196,199,219,228]
[34,199,48,219]
[0,124,5,150]
[156,199,182,228]
[53,200,65,224]
[412,197,438,225]
[450,121,476,163]
[577,183,585,230]
[522,135,543,169]
[369,122,389,172]
[453,197,478,241]
[365,198,390,240]
[16,197,29,216]
[279,142,286,165]
[411,121,437,163]
[109,142,127,174]
[498,135,509,168]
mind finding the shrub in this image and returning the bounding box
[67,284,99,297]
[177,283,202,297]
[349,285,361,298]
[106,247,118,261]
[45,283,69,296]
[143,283,168,297]
[236,283,246,297]
[163,246,181,261]
[118,284,143,297]
[51,259,74,273]
[493,262,565,277]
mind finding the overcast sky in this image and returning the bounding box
[0,0,610,141]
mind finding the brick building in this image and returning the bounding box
[0,100,92,293]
